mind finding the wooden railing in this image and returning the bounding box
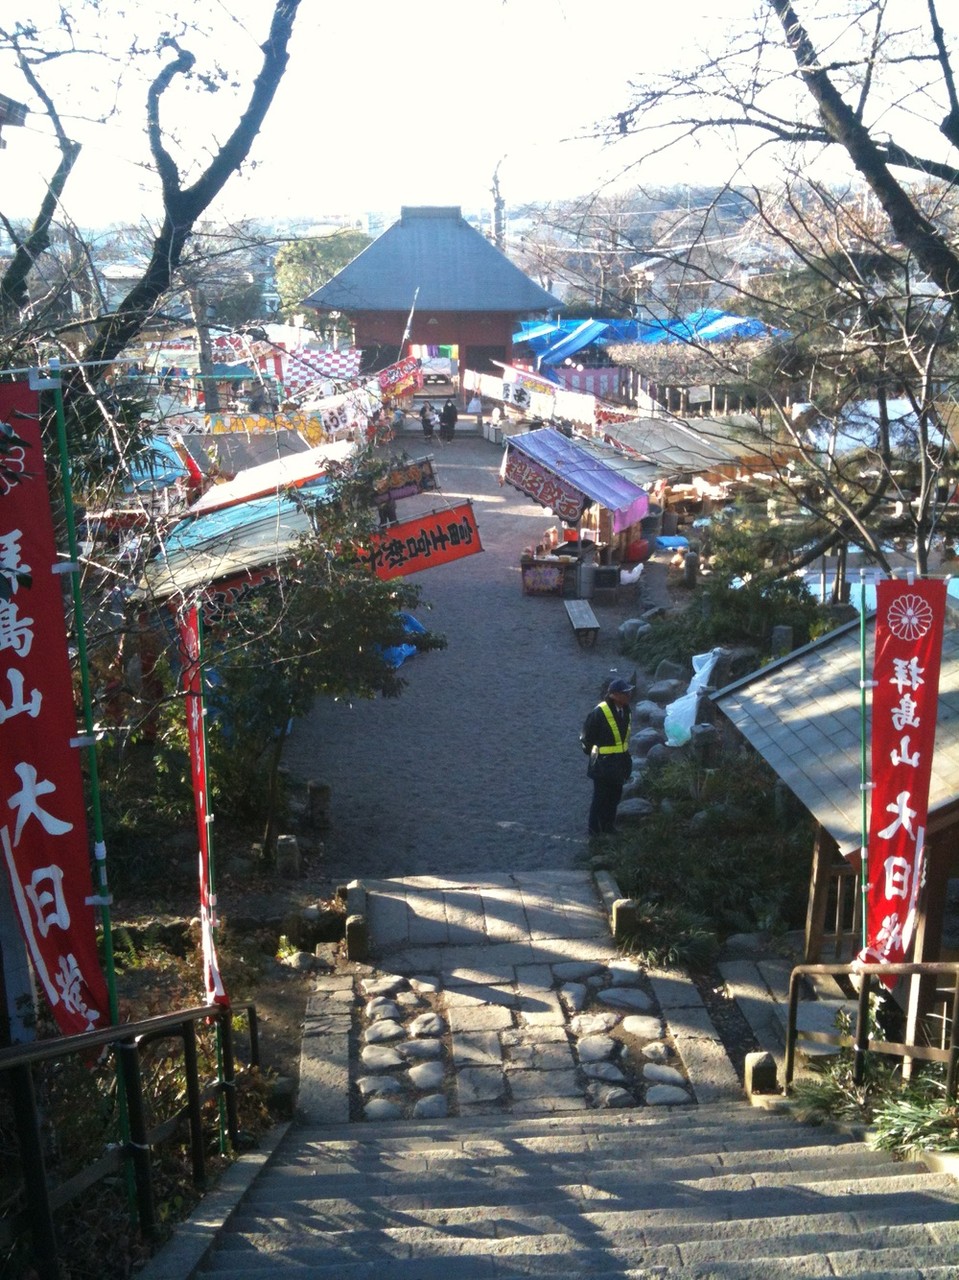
[784,961,959,1098]
[0,1000,259,1280]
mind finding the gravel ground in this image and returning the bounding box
[284,432,670,886]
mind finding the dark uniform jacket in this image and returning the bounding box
[580,698,632,783]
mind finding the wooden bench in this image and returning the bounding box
[564,598,600,649]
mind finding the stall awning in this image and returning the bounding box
[501,428,652,532]
[138,480,332,601]
[188,439,357,516]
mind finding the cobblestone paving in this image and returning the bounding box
[297,872,742,1127]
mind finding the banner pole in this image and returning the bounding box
[46,362,120,1023]
[195,605,229,1154]
[859,568,870,953]
[44,363,137,1217]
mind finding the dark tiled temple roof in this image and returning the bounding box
[304,207,559,314]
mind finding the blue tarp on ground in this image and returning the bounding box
[379,612,426,669]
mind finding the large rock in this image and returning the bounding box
[644,743,676,769]
[689,723,720,765]
[631,727,665,755]
[653,659,686,682]
[646,678,685,703]
[617,797,655,824]
[618,618,646,644]
[688,802,750,835]
[710,646,761,687]
[632,699,667,727]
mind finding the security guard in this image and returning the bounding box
[580,677,633,836]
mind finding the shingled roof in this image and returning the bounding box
[711,601,959,856]
[303,206,559,314]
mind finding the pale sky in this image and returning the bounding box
[0,0,948,232]
[0,0,753,231]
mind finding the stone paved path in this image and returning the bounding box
[282,434,714,1128]
[284,433,666,885]
[297,871,742,1127]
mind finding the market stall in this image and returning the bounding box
[499,427,657,597]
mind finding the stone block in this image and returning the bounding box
[275,834,300,877]
[770,624,794,656]
[744,1049,780,1096]
[306,780,332,830]
[612,897,638,942]
[345,912,369,961]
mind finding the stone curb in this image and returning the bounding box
[345,878,369,960]
[135,1121,290,1280]
[592,869,622,925]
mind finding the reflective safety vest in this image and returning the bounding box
[596,701,630,754]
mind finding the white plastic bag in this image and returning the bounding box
[663,648,724,747]
[663,691,698,747]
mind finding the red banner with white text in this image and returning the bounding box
[861,578,947,981]
[179,605,229,1006]
[364,502,482,579]
[0,383,109,1035]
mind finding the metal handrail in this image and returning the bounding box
[784,961,959,1098]
[1,1000,259,1280]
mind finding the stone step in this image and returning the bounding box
[251,1127,896,1184]
[194,1101,959,1280]
[247,1139,915,1200]
[202,1264,959,1280]
[230,1172,952,1239]
[202,1229,959,1275]
[286,1108,868,1155]
[719,958,856,1058]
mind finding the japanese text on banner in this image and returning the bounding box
[0,383,109,1035]
[365,502,483,579]
[861,578,947,982]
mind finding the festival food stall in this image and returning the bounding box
[498,427,657,597]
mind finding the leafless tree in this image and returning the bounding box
[0,3,301,406]
[598,0,959,580]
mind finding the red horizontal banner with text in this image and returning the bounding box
[365,502,482,579]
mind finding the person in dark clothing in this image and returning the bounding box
[420,402,435,439]
[439,398,458,441]
[580,677,633,836]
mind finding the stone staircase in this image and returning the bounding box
[719,949,858,1070]
[196,1102,959,1279]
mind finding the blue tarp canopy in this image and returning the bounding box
[140,479,333,599]
[539,319,610,367]
[632,308,787,344]
[512,311,786,361]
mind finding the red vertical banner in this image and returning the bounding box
[179,605,229,1006]
[862,578,947,978]
[0,383,109,1035]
